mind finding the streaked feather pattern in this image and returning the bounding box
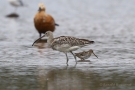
[75,49,98,60]
[51,36,94,49]
[32,31,95,65]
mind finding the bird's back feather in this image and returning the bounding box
[51,36,94,48]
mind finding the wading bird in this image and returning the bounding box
[8,0,24,12]
[75,49,98,61]
[32,31,94,65]
[34,3,59,38]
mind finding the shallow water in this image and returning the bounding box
[0,0,135,90]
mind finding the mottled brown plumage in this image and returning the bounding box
[34,3,58,37]
[32,31,95,65]
[75,49,98,61]
[50,36,94,50]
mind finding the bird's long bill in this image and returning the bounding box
[92,52,98,58]
[32,35,45,46]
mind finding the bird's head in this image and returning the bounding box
[32,31,53,46]
[44,31,53,37]
[38,3,46,11]
[89,49,93,53]
[89,49,98,58]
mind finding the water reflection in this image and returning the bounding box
[32,39,47,55]
[36,66,135,90]
[0,0,135,90]
[32,39,47,49]
[0,65,134,90]
[6,13,19,18]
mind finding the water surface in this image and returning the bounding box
[0,0,135,90]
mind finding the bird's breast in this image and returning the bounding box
[52,44,80,52]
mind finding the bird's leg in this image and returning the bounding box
[39,33,42,38]
[65,53,69,66]
[14,7,17,13]
[70,51,77,63]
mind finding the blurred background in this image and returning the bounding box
[0,0,135,90]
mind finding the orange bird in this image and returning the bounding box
[34,3,59,37]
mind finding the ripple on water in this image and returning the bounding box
[0,0,135,90]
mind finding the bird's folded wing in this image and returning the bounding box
[51,36,94,47]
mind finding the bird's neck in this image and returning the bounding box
[47,34,54,46]
[38,10,45,13]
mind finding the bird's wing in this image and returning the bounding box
[47,14,59,26]
[46,14,55,24]
[51,36,94,47]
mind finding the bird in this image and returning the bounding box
[8,0,24,12]
[32,31,94,65]
[34,3,59,38]
[75,49,98,61]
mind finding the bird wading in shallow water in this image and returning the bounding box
[75,49,98,61]
[8,0,24,12]
[32,31,94,65]
[34,3,59,38]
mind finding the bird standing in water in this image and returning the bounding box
[34,3,59,38]
[32,31,94,65]
[75,49,98,61]
[8,0,24,12]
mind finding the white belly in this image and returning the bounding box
[53,44,81,52]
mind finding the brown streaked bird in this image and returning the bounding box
[34,3,59,37]
[32,31,94,65]
[75,49,98,61]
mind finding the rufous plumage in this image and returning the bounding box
[34,3,59,37]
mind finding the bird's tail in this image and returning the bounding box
[79,39,94,44]
[55,23,59,26]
